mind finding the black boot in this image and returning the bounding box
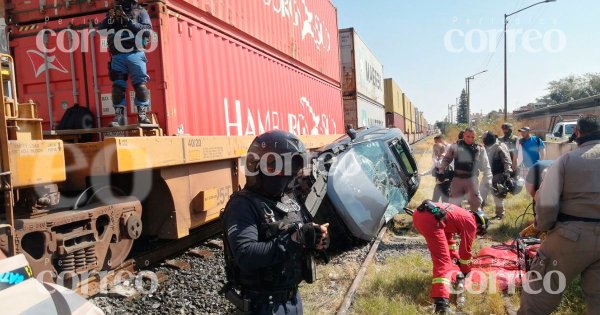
[137,106,151,124]
[110,107,125,127]
[434,298,452,314]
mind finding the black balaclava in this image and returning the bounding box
[118,0,136,9]
[257,174,294,199]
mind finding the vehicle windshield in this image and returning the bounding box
[351,141,409,220]
[565,124,575,135]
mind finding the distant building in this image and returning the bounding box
[469,110,514,125]
[513,102,549,114]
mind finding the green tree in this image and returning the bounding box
[457,89,468,124]
[436,121,449,134]
[536,73,600,104]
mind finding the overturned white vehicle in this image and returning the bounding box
[300,127,420,248]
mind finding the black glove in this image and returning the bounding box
[293,223,323,251]
[320,232,330,251]
[115,10,130,24]
[264,221,292,239]
[435,173,445,183]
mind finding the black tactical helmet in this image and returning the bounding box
[245,130,306,189]
[472,209,489,236]
[117,0,137,5]
[492,175,524,197]
[491,176,511,198]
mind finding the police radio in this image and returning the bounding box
[417,200,447,221]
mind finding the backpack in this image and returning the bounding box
[57,103,95,142]
[57,103,94,130]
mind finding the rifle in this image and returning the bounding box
[298,142,354,266]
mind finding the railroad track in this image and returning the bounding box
[77,220,223,298]
[336,227,387,315]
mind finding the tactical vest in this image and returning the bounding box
[222,190,308,292]
[107,4,150,55]
[454,140,480,175]
[499,135,518,159]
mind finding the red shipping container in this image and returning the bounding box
[385,112,405,133]
[7,0,341,85]
[10,3,343,136]
[6,0,109,24]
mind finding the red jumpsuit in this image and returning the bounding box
[413,202,478,299]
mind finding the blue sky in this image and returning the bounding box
[332,0,600,123]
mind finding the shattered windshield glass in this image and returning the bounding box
[351,141,409,221]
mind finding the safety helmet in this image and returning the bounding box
[491,176,513,198]
[472,209,489,236]
[245,130,306,187]
[511,177,525,194]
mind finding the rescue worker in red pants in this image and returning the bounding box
[412,200,489,313]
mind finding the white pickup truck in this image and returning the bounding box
[545,120,577,142]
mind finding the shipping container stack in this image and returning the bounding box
[383,78,406,134]
[382,78,430,142]
[410,101,416,143]
[403,94,412,143]
[6,0,344,136]
[417,110,422,139]
[339,27,385,129]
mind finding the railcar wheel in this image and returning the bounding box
[103,237,134,270]
[73,186,142,271]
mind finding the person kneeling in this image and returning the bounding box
[412,200,488,314]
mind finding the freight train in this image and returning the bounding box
[0,0,425,282]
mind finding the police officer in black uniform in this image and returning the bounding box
[479,131,513,219]
[221,130,329,314]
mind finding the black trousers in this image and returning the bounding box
[432,181,451,202]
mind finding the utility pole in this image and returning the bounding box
[465,78,470,126]
[504,0,557,121]
[465,70,487,127]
